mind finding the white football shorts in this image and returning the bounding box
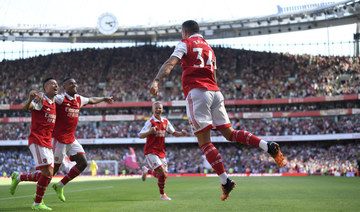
[52,138,85,165]
[145,153,168,171]
[186,88,231,134]
[29,143,54,169]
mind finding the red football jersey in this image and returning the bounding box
[28,98,56,148]
[53,93,88,144]
[180,35,219,97]
[141,116,175,158]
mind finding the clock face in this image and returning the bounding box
[97,13,119,35]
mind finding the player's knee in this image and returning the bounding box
[219,127,234,141]
[78,158,88,171]
[74,155,87,171]
[53,164,60,175]
[41,167,53,177]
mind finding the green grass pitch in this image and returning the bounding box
[1,176,359,212]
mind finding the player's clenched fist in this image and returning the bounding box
[150,81,159,96]
[150,127,157,134]
[29,90,38,100]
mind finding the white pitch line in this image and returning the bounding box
[0,186,113,201]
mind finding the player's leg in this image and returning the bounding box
[211,91,284,167]
[10,144,47,195]
[154,166,170,200]
[158,157,170,200]
[219,127,284,167]
[196,130,236,201]
[53,164,61,176]
[52,138,66,175]
[141,166,148,181]
[186,89,228,179]
[143,154,160,179]
[10,170,42,195]
[144,154,170,200]
[31,144,53,210]
[186,89,235,201]
[53,140,86,202]
[196,130,227,178]
[58,154,86,186]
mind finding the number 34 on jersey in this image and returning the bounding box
[193,47,216,72]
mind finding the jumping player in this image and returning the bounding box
[150,20,284,201]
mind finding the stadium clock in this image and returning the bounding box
[97,13,119,35]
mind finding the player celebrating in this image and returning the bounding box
[10,78,58,211]
[150,20,284,201]
[51,78,113,202]
[139,101,187,200]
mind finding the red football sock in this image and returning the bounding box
[201,142,225,175]
[34,174,52,204]
[230,130,261,147]
[148,169,159,178]
[20,171,41,182]
[60,165,81,186]
[157,172,167,195]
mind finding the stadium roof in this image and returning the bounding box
[0,0,358,43]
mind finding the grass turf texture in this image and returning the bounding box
[0,176,359,212]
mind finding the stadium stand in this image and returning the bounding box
[1,47,359,104]
[1,141,359,176]
[1,46,359,177]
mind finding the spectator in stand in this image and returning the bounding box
[1,115,359,140]
[2,142,359,177]
[1,47,359,104]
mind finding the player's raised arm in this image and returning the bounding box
[22,90,38,111]
[87,96,114,104]
[150,56,180,96]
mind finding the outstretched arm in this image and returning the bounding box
[87,96,114,105]
[150,56,180,96]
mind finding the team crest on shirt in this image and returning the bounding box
[43,159,47,163]
[55,157,59,161]
[77,103,79,107]
[163,124,166,129]
[67,103,71,106]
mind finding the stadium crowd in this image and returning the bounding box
[1,46,360,104]
[1,142,359,177]
[1,115,359,140]
[0,100,358,119]
[1,45,359,182]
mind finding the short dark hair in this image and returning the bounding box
[182,20,199,34]
[61,77,73,86]
[43,77,55,90]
